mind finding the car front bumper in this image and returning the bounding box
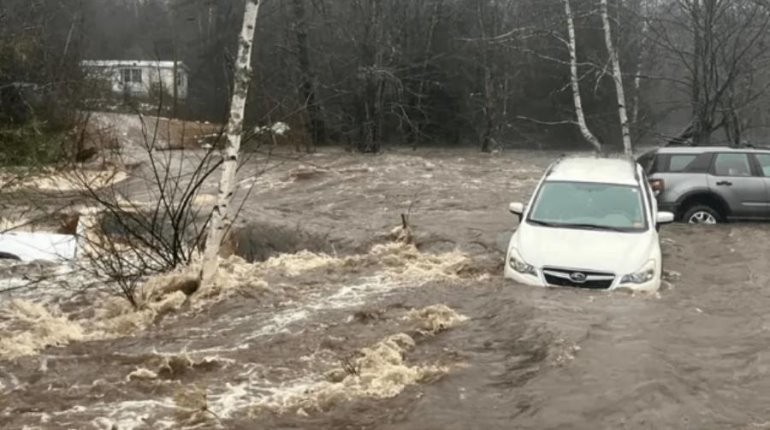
[504,265,661,293]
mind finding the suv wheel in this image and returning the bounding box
[682,205,721,224]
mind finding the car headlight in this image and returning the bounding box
[620,260,656,284]
[508,248,537,276]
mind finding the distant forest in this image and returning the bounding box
[2,0,770,155]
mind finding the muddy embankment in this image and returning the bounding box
[3,147,770,429]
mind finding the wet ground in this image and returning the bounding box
[2,147,770,429]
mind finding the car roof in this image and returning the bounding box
[652,145,770,155]
[546,157,639,186]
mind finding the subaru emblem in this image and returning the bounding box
[570,272,587,283]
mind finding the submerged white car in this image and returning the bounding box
[505,156,675,293]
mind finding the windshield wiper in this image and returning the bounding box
[559,223,627,232]
[529,219,632,232]
[527,219,560,227]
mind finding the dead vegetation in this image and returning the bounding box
[71,122,224,308]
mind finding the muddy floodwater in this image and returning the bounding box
[2,148,770,429]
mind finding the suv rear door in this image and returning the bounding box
[708,152,769,219]
[750,153,770,218]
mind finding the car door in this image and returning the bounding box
[708,152,768,219]
[750,153,770,218]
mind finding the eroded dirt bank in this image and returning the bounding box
[2,148,770,429]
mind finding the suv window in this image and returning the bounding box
[669,155,697,172]
[649,152,712,174]
[713,153,752,177]
[755,154,770,177]
[683,152,714,173]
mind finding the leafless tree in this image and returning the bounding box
[564,0,603,152]
[649,0,770,145]
[0,0,88,165]
[630,0,657,128]
[200,0,262,290]
[407,0,444,149]
[14,0,769,156]
[291,0,326,151]
[601,0,633,155]
[77,115,225,307]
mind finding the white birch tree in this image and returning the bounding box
[631,0,656,126]
[200,0,261,289]
[600,0,633,155]
[563,0,602,152]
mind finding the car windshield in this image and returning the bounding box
[527,181,647,232]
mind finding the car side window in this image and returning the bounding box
[755,154,770,177]
[669,155,697,172]
[713,153,752,177]
[651,153,710,173]
[684,152,714,173]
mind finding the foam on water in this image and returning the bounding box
[211,305,466,419]
[74,303,468,425]
[248,305,468,416]
[237,276,395,345]
[0,242,460,363]
[88,399,178,430]
[0,300,85,360]
[406,304,470,335]
[1,213,476,427]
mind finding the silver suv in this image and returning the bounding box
[637,146,770,224]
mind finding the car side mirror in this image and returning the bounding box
[509,202,525,218]
[656,211,675,225]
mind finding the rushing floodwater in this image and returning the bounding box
[2,147,770,429]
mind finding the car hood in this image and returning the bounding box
[511,223,657,275]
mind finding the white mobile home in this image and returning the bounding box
[81,60,189,99]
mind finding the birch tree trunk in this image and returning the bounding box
[600,0,633,155]
[631,19,647,125]
[563,0,602,152]
[199,0,261,289]
[632,0,656,125]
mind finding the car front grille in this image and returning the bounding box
[542,267,615,290]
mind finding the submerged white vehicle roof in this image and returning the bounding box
[0,231,77,262]
[546,157,639,186]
